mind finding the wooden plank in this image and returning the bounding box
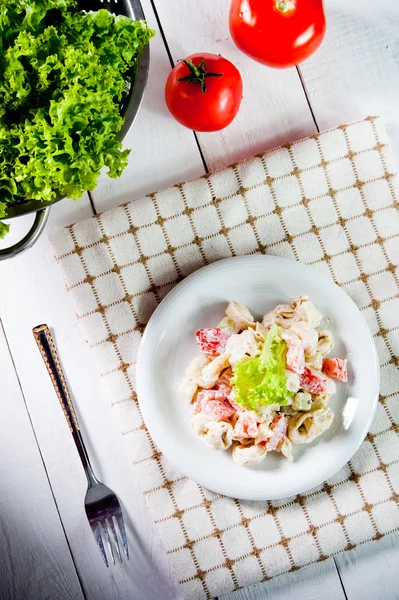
[299,0,399,154]
[151,0,317,172]
[219,558,346,600]
[0,321,84,600]
[334,532,399,600]
[0,197,181,600]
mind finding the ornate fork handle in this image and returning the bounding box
[33,324,98,487]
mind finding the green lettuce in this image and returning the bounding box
[231,324,293,411]
[0,0,154,232]
[0,202,10,238]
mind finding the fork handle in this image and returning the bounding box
[33,324,98,487]
[33,324,80,433]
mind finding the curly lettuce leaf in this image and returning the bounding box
[0,202,10,239]
[0,1,154,230]
[232,324,292,411]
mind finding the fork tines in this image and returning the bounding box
[90,515,128,567]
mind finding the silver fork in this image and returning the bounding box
[33,324,129,567]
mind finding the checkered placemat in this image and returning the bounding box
[51,117,399,600]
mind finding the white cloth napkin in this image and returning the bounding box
[51,117,399,600]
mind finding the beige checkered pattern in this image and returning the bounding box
[51,117,399,600]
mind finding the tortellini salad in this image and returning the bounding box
[179,297,348,467]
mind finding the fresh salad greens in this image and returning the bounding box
[0,0,154,237]
[232,324,293,410]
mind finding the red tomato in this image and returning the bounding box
[264,415,288,451]
[165,53,243,132]
[229,0,326,68]
[196,328,232,355]
[300,366,328,395]
[195,390,236,420]
[322,358,348,383]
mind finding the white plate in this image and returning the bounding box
[137,256,379,500]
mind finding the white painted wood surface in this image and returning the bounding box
[0,199,181,600]
[0,322,83,600]
[0,0,398,599]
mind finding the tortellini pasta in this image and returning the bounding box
[288,407,334,445]
[317,329,334,356]
[232,441,267,466]
[225,329,260,368]
[291,297,322,328]
[262,304,297,329]
[190,414,233,450]
[179,378,198,402]
[225,301,255,330]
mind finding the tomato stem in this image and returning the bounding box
[275,0,296,13]
[177,59,223,93]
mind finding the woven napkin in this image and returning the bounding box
[51,117,399,600]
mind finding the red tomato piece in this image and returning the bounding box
[215,369,233,395]
[300,366,328,395]
[286,342,305,375]
[195,328,232,356]
[233,411,259,439]
[216,369,248,412]
[165,53,243,132]
[194,390,235,420]
[229,0,326,69]
[264,415,288,451]
[322,358,348,383]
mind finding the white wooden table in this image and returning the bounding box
[1,1,398,599]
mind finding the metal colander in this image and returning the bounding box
[5,0,150,220]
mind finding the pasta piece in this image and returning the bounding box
[254,321,269,342]
[218,316,240,333]
[262,304,298,329]
[255,421,274,444]
[289,321,318,356]
[277,436,293,461]
[201,352,231,387]
[186,355,211,384]
[179,378,198,402]
[285,369,300,393]
[190,413,211,436]
[232,442,267,466]
[281,404,298,417]
[291,297,322,327]
[224,329,260,368]
[317,329,334,356]
[305,351,323,370]
[203,421,234,450]
[288,407,334,445]
[232,411,259,439]
[190,414,233,450]
[225,301,255,330]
